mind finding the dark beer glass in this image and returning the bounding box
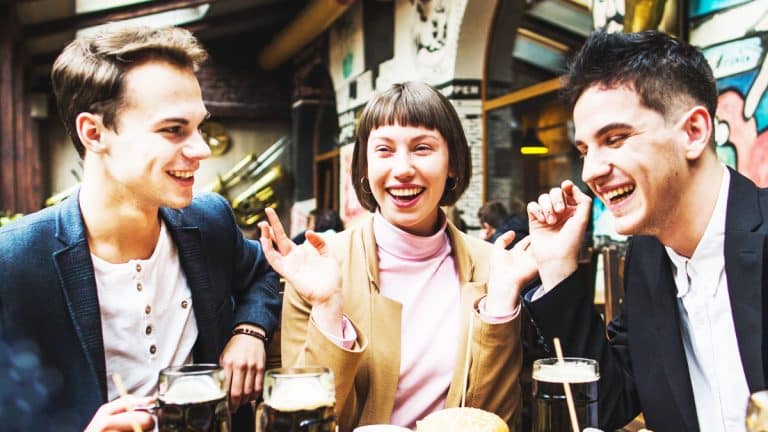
[257,367,336,432]
[532,358,599,432]
[157,364,231,432]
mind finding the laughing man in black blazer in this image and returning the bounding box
[0,26,280,431]
[524,31,768,431]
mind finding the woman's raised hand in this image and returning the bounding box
[258,208,342,308]
[484,232,538,316]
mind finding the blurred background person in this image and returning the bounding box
[477,199,529,248]
[292,208,344,243]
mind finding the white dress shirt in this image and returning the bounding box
[665,166,750,432]
[92,220,198,401]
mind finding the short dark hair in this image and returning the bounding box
[52,26,207,158]
[562,31,717,130]
[477,201,508,228]
[351,81,471,212]
[312,208,344,232]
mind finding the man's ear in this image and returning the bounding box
[681,106,713,161]
[76,112,107,154]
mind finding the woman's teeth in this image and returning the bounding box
[389,187,424,200]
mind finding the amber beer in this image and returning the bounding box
[257,367,336,432]
[157,364,231,432]
[532,358,599,432]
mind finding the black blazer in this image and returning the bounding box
[0,191,281,430]
[525,168,768,431]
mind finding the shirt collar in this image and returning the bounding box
[665,165,729,298]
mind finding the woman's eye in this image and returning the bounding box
[414,145,432,153]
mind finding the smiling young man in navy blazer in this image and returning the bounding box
[0,26,280,431]
[525,31,768,431]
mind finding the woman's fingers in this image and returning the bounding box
[493,230,516,249]
[264,208,294,253]
[305,230,329,256]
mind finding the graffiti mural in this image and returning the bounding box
[690,0,768,186]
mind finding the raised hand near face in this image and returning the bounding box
[527,180,592,290]
[258,208,344,337]
[485,232,538,315]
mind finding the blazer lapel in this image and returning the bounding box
[160,208,219,363]
[358,218,401,423]
[724,169,765,392]
[649,243,699,430]
[53,192,107,402]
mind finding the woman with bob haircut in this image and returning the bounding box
[259,81,536,430]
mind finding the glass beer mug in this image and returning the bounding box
[532,358,599,432]
[747,390,768,431]
[256,367,336,432]
[156,364,231,432]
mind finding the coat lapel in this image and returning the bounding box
[444,223,486,405]
[648,242,699,431]
[724,169,765,392]
[53,192,107,402]
[358,218,401,423]
[160,207,220,363]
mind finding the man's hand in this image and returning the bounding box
[84,396,155,432]
[527,180,592,290]
[220,324,267,410]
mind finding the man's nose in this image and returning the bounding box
[184,131,212,160]
[581,147,611,184]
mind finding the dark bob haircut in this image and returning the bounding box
[351,81,471,212]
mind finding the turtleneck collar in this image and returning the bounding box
[372,210,449,260]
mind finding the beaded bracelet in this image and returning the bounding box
[231,327,268,344]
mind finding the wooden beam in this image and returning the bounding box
[482,78,562,112]
[23,0,214,39]
[0,5,17,212]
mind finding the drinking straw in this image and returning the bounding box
[461,312,475,407]
[553,338,581,432]
[111,373,143,432]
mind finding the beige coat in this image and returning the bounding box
[281,215,522,431]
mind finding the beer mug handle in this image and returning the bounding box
[298,416,336,431]
[255,402,265,432]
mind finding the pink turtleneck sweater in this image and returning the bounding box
[315,212,515,428]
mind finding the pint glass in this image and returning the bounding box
[157,364,231,432]
[257,367,336,432]
[532,358,599,432]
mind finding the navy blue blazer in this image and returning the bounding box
[0,191,281,429]
[525,168,768,432]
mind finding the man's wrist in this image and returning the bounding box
[232,324,267,343]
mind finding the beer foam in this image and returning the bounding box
[533,361,599,383]
[161,375,226,404]
[267,378,334,412]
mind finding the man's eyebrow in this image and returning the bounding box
[158,117,190,125]
[574,122,634,148]
[594,122,634,138]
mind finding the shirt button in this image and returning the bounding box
[145,325,152,335]
[136,282,143,292]
[145,305,151,314]
[149,345,157,355]
[135,264,142,272]
[181,300,189,309]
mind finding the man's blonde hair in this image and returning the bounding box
[51,25,208,158]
